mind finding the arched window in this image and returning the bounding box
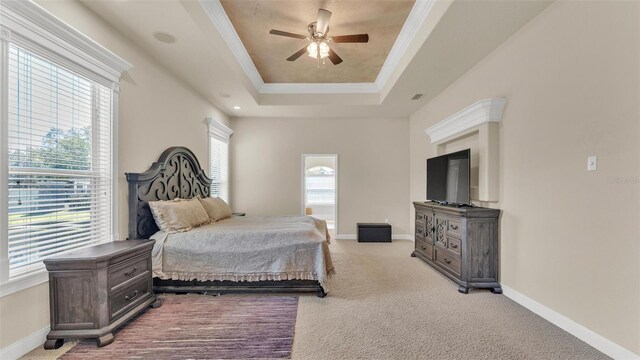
[305,166,335,204]
[306,166,335,176]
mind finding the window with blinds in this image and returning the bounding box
[6,44,113,278]
[209,136,229,202]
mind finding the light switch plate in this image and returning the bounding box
[587,155,597,171]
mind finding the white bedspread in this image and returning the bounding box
[150,216,334,289]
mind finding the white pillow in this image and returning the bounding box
[198,197,232,221]
[148,197,210,233]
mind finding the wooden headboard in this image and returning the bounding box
[125,146,212,239]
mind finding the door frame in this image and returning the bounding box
[301,154,338,232]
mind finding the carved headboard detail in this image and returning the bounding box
[125,146,212,239]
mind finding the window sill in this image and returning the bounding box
[0,270,49,298]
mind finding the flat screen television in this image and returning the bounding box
[426,149,471,205]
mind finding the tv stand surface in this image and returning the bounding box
[427,201,474,208]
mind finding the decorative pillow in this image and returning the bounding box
[198,197,233,221]
[148,197,210,233]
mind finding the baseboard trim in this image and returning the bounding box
[0,325,49,360]
[502,285,639,360]
[335,234,413,241]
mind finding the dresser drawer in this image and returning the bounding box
[415,240,433,260]
[446,219,461,237]
[109,255,149,290]
[435,248,461,277]
[447,236,461,255]
[109,276,151,321]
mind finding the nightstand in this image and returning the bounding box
[43,240,159,349]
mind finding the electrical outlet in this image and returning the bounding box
[587,155,597,171]
[384,219,389,224]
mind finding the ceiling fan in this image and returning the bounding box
[269,9,369,65]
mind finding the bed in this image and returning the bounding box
[125,146,333,297]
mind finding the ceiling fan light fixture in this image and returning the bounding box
[307,41,330,59]
[270,7,366,65]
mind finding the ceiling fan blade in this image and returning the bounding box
[328,48,343,65]
[332,34,369,43]
[269,29,307,40]
[287,46,308,61]
[316,9,332,35]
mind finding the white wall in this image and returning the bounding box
[230,117,410,236]
[0,0,228,351]
[410,1,640,354]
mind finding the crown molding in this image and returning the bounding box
[0,0,132,82]
[199,0,434,95]
[425,98,506,144]
[259,82,379,94]
[375,0,436,90]
[199,0,264,91]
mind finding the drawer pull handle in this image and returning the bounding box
[444,258,451,264]
[124,267,137,277]
[421,246,427,250]
[450,225,458,230]
[125,290,139,302]
[450,244,458,249]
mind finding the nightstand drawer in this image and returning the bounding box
[109,255,149,290]
[109,276,151,321]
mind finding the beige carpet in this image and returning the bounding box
[291,240,607,360]
[23,240,607,360]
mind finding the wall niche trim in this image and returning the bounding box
[425,98,506,144]
[425,98,506,202]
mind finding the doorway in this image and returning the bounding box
[302,154,337,236]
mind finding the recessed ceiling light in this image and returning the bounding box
[233,106,241,110]
[153,32,176,44]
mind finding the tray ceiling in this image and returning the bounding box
[219,0,415,84]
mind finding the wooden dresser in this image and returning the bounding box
[412,201,501,294]
[43,240,159,349]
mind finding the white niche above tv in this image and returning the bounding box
[425,98,506,202]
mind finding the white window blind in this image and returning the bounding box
[6,43,113,278]
[207,118,232,203]
[209,137,229,201]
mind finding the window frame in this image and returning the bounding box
[207,117,233,203]
[0,1,131,297]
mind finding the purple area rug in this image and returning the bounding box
[60,294,299,360]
